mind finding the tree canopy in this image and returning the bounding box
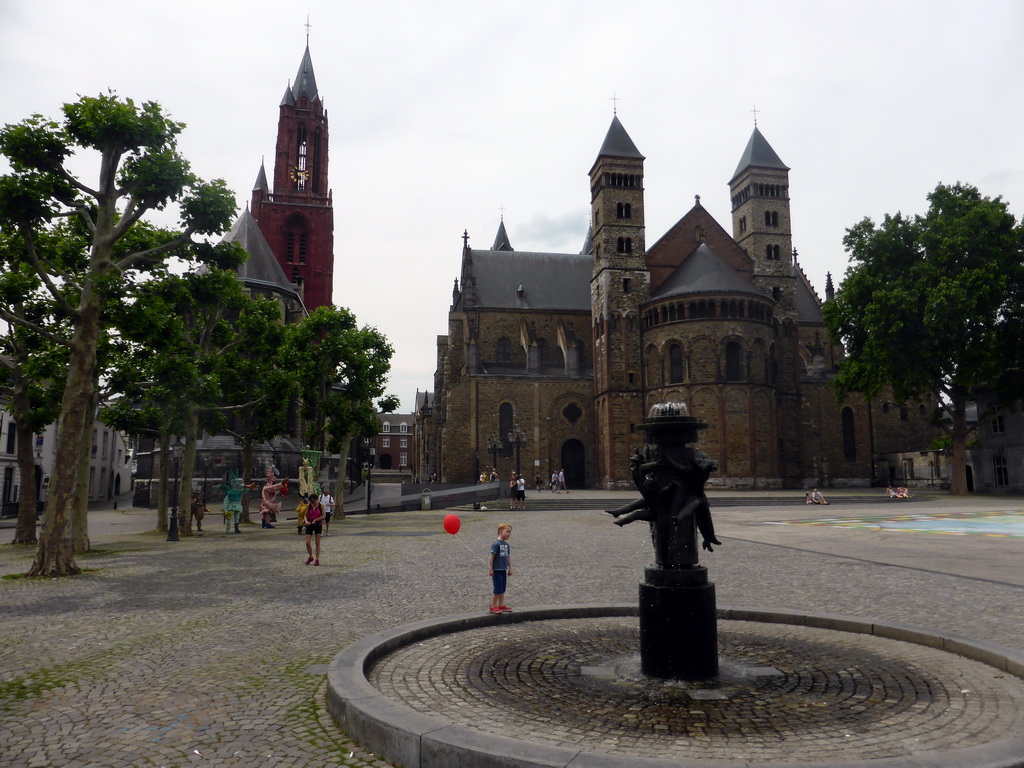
[822,182,1024,494]
[0,93,239,575]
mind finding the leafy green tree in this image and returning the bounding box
[823,182,1024,495]
[0,93,238,576]
[0,228,73,545]
[216,296,295,523]
[286,306,397,511]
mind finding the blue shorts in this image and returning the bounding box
[492,570,507,595]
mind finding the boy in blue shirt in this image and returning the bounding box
[488,523,512,613]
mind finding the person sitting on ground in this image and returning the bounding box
[896,486,911,499]
[886,485,897,499]
[810,488,829,505]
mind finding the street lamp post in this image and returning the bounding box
[167,437,184,542]
[486,433,502,496]
[507,423,527,478]
[202,454,211,507]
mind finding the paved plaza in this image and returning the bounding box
[1,490,1023,767]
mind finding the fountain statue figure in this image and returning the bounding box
[607,402,721,680]
[607,402,721,567]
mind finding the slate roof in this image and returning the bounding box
[467,249,592,311]
[221,209,303,302]
[580,224,593,255]
[794,267,825,323]
[252,162,268,192]
[281,45,319,106]
[651,243,763,300]
[730,127,789,183]
[596,115,644,160]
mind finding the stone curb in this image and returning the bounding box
[326,604,1024,768]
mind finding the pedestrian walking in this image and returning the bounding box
[515,475,527,509]
[322,490,335,535]
[488,523,512,613]
[190,492,206,532]
[304,494,324,565]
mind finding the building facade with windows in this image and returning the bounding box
[359,413,416,476]
[0,402,134,518]
[428,117,938,489]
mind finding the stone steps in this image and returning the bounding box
[451,493,934,512]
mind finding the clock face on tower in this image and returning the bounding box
[290,168,308,183]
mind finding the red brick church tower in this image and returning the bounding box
[250,43,335,310]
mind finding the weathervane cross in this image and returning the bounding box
[750,105,760,126]
[610,93,621,115]
[305,15,312,43]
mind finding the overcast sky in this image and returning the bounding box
[3,1,1023,412]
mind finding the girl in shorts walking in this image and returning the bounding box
[304,494,324,565]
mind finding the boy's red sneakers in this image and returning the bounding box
[499,605,512,612]
[489,606,502,613]
[305,557,314,565]
[314,560,320,566]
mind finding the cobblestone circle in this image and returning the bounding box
[369,617,1024,761]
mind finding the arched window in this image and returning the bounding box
[284,215,310,266]
[498,403,514,455]
[496,337,511,362]
[842,407,857,461]
[725,341,742,381]
[296,125,308,191]
[669,344,684,383]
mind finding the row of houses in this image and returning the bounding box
[0,405,135,518]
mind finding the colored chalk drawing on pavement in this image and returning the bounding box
[767,510,1024,537]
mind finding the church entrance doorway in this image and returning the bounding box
[560,440,586,489]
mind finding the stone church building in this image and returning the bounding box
[424,117,936,489]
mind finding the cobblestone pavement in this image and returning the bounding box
[370,617,1024,761]
[1,493,1023,767]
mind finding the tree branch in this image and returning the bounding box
[0,307,71,347]
[17,225,78,316]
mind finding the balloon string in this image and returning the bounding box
[451,532,488,564]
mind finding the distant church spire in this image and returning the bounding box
[492,219,513,251]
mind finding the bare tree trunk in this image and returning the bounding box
[240,438,254,524]
[27,295,101,577]
[949,390,969,496]
[11,413,38,546]
[178,409,198,536]
[71,388,98,554]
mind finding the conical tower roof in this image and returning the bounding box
[491,220,513,251]
[596,115,644,160]
[252,161,269,192]
[289,44,319,103]
[730,126,789,183]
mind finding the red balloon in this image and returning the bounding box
[443,513,461,535]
